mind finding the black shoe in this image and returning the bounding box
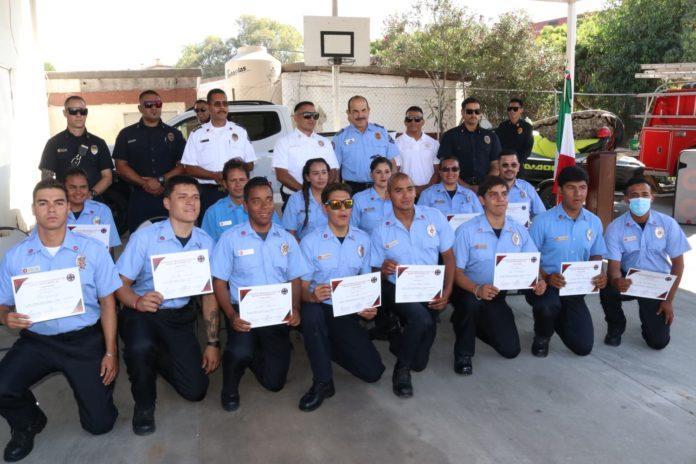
[392,365,413,398]
[221,393,241,412]
[132,406,155,436]
[298,381,335,412]
[604,333,622,347]
[454,356,473,375]
[531,338,549,357]
[3,410,46,462]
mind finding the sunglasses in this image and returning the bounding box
[507,106,521,112]
[404,117,423,123]
[67,108,88,116]
[300,111,320,120]
[142,100,162,109]
[465,109,481,115]
[440,166,460,173]
[324,199,354,210]
[501,162,519,168]
[194,108,208,113]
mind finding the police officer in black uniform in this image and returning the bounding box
[113,90,186,232]
[495,98,534,174]
[39,96,113,198]
[438,97,501,191]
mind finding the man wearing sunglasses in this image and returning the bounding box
[113,90,186,233]
[193,99,210,126]
[495,98,533,174]
[333,96,399,194]
[498,149,546,221]
[182,88,257,218]
[40,96,113,199]
[394,106,439,194]
[273,101,339,207]
[417,156,483,217]
[438,97,501,191]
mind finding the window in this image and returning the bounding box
[228,111,281,141]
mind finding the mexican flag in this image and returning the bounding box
[552,71,575,195]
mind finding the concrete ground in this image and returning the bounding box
[1,197,695,464]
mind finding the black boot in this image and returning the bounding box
[132,405,155,436]
[298,381,336,412]
[392,364,413,398]
[4,410,47,462]
[454,356,473,375]
[531,337,550,357]
[221,392,241,412]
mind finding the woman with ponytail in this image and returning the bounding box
[281,158,330,239]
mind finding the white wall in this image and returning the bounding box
[0,0,49,230]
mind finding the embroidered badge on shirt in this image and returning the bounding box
[90,144,98,155]
[92,216,101,224]
[586,228,593,241]
[76,255,86,270]
[655,227,665,239]
[232,133,239,142]
[520,190,527,199]
[280,242,289,256]
[516,127,523,135]
[484,135,491,144]
[167,132,174,142]
[318,140,325,147]
[375,132,381,140]
[357,245,365,258]
[512,232,521,246]
[345,138,355,145]
[427,224,436,237]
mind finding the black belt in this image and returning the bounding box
[21,322,101,341]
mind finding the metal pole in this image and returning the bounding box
[566,0,577,110]
[331,0,340,131]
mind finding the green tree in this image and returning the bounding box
[176,36,232,78]
[43,62,55,71]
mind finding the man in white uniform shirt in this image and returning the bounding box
[273,101,339,207]
[182,88,257,218]
[394,106,440,194]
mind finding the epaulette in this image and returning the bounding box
[335,128,346,136]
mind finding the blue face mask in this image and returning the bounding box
[628,197,651,217]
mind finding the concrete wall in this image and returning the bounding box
[46,69,200,143]
[0,0,49,230]
[281,67,462,133]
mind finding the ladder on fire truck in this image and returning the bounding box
[634,63,696,129]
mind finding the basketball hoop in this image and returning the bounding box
[327,57,356,66]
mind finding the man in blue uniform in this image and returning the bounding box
[298,183,384,412]
[211,177,311,412]
[526,166,607,357]
[453,176,546,375]
[498,149,546,221]
[371,173,454,398]
[438,97,501,190]
[601,177,690,349]
[417,156,483,216]
[333,96,399,194]
[115,176,220,436]
[113,90,186,232]
[64,167,121,249]
[0,180,121,462]
[201,159,279,242]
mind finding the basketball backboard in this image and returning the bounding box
[303,16,370,66]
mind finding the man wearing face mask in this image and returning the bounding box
[600,177,690,349]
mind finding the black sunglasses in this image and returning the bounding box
[440,166,460,173]
[507,106,521,112]
[67,108,88,116]
[142,100,162,109]
[300,111,320,120]
[465,109,481,115]
[194,108,208,113]
[404,117,423,123]
[324,199,354,210]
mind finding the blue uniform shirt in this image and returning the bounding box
[0,228,121,335]
[605,210,691,274]
[454,214,537,285]
[281,190,327,239]
[529,204,607,275]
[350,188,393,235]
[201,196,280,242]
[508,179,546,219]
[370,206,454,284]
[333,123,399,182]
[116,219,214,309]
[211,222,311,304]
[300,225,372,305]
[68,199,121,247]
[417,183,483,216]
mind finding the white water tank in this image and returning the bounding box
[225,45,281,102]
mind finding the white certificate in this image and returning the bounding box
[68,224,110,249]
[507,202,531,228]
[559,261,602,296]
[11,267,85,323]
[395,265,445,303]
[493,252,540,290]
[447,213,481,231]
[150,250,213,300]
[330,272,381,317]
[622,268,677,300]
[238,282,292,328]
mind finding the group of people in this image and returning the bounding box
[0,90,687,462]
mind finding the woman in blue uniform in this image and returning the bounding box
[351,157,393,234]
[281,158,330,239]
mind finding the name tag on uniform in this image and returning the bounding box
[623,235,637,242]
[364,207,375,213]
[219,220,233,227]
[385,240,399,249]
[201,139,210,143]
[21,266,41,274]
[555,235,569,242]
[474,243,488,250]
[434,200,445,204]
[317,253,332,261]
[237,248,255,256]
[127,139,137,144]
[57,148,67,153]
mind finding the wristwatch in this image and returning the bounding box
[157,176,166,185]
[207,340,221,348]
[90,189,98,198]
